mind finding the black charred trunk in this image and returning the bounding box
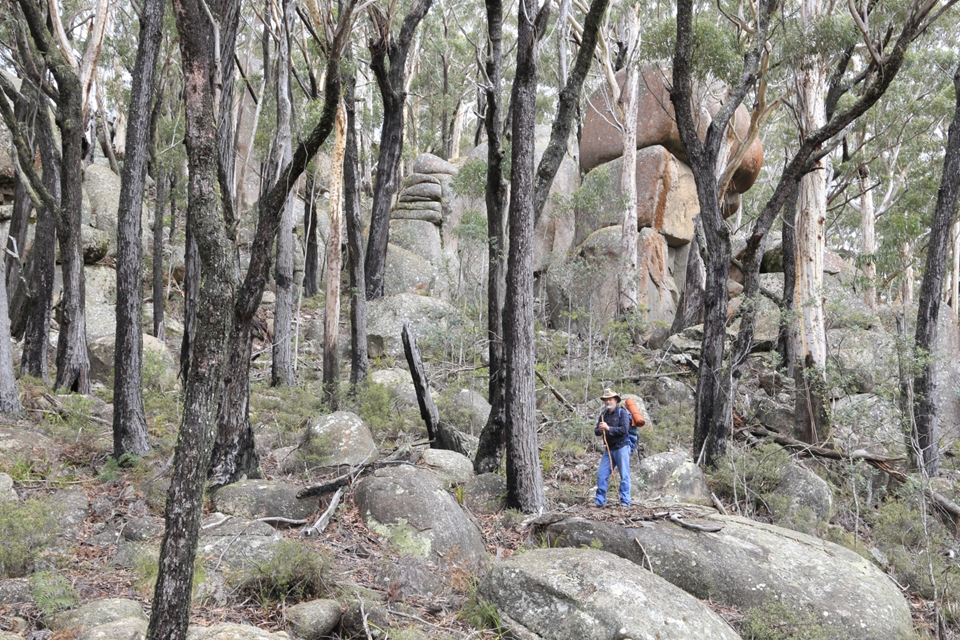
[343,69,368,385]
[502,0,546,513]
[911,61,960,478]
[153,169,169,341]
[113,0,166,459]
[363,0,434,300]
[474,0,507,475]
[303,171,320,298]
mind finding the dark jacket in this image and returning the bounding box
[596,406,631,451]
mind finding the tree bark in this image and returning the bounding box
[343,67,368,386]
[16,103,59,382]
[146,0,237,635]
[777,184,799,378]
[363,0,434,300]
[792,25,831,442]
[5,89,36,301]
[270,0,296,387]
[672,0,774,466]
[303,171,320,298]
[667,215,706,337]
[14,0,92,393]
[473,0,508,475]
[0,254,21,414]
[323,100,347,409]
[911,60,960,479]
[859,160,877,309]
[180,228,199,382]
[209,7,356,488]
[113,0,166,459]
[617,15,639,313]
[153,168,169,342]
[502,0,546,513]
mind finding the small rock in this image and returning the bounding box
[286,599,342,640]
[420,449,474,486]
[51,598,146,631]
[211,479,320,521]
[463,473,507,514]
[340,599,389,640]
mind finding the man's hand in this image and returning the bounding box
[598,421,609,433]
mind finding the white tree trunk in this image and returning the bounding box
[271,0,295,386]
[859,163,877,309]
[902,241,914,304]
[617,9,640,313]
[793,0,829,370]
[324,99,347,406]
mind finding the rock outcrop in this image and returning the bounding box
[546,512,914,640]
[481,548,741,640]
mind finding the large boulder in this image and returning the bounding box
[286,599,342,640]
[211,479,320,521]
[832,393,905,459]
[84,265,118,342]
[770,463,834,523]
[51,598,146,631]
[289,411,379,472]
[545,513,914,640]
[354,465,487,571]
[187,623,290,640]
[827,326,896,395]
[546,226,680,335]
[419,448,474,486]
[462,473,507,514]
[582,146,700,249]
[84,164,122,254]
[382,244,443,297]
[88,334,178,390]
[388,219,442,265]
[580,66,762,195]
[366,293,455,359]
[480,548,740,640]
[81,225,111,264]
[634,452,711,505]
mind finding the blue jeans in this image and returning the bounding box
[596,445,631,506]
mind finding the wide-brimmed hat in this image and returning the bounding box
[599,388,621,402]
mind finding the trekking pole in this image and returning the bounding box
[601,422,615,471]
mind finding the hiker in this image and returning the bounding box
[594,388,631,508]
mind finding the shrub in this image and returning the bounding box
[241,540,332,604]
[0,499,62,577]
[708,442,791,511]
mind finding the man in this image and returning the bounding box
[595,388,631,507]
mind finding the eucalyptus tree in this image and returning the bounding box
[363,0,434,300]
[0,0,109,393]
[691,0,957,462]
[112,0,167,459]
[147,0,238,634]
[473,0,611,475]
[502,0,548,513]
[208,0,360,488]
[911,59,960,478]
[269,0,297,388]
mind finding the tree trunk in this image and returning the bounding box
[209,7,356,487]
[271,0,296,387]
[911,61,960,479]
[153,168,168,342]
[901,241,915,303]
[343,67,368,386]
[777,184,799,378]
[113,0,166,459]
[324,100,346,409]
[17,105,59,382]
[5,91,36,300]
[951,220,959,310]
[180,228,199,382]
[146,0,237,635]
[859,161,877,309]
[668,215,706,337]
[617,18,639,313]
[52,67,90,394]
[502,0,545,513]
[0,255,21,414]
[473,0,507,475]
[791,8,830,442]
[363,0,434,300]
[303,171,320,297]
